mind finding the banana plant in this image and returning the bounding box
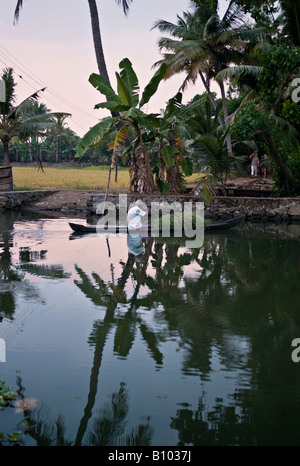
[76,58,167,194]
[151,92,193,194]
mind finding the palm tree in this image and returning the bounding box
[52,114,69,163]
[183,93,245,193]
[14,0,134,186]
[279,0,300,46]
[152,0,263,155]
[14,0,133,88]
[87,0,132,84]
[0,67,69,166]
[216,36,300,195]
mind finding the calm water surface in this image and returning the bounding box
[1,212,300,446]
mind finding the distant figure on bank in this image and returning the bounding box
[250,152,259,177]
[261,154,270,179]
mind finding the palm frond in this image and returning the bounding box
[203,14,219,38]
[115,0,133,16]
[279,0,300,46]
[221,0,245,29]
[216,65,262,83]
[164,92,183,117]
[13,0,24,24]
[9,88,46,119]
[152,18,193,40]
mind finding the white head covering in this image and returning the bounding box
[127,204,147,230]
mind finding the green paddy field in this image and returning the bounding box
[11,165,198,191]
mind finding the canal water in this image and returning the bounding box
[0,212,300,446]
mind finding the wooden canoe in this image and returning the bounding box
[69,216,244,234]
[204,215,244,231]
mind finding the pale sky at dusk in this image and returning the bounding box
[0,0,227,136]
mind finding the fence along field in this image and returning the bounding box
[0,166,14,191]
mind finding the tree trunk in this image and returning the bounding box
[87,0,111,84]
[56,135,60,163]
[264,131,300,194]
[87,1,124,190]
[156,144,165,187]
[133,125,155,194]
[2,139,10,166]
[165,131,183,194]
[199,71,226,132]
[218,80,233,156]
[14,145,19,162]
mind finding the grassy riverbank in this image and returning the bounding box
[12,165,198,191]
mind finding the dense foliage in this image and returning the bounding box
[1,0,300,195]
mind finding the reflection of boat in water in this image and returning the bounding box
[69,216,245,234]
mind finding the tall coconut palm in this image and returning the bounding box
[0,67,70,166]
[152,0,263,155]
[14,0,133,87]
[14,0,134,185]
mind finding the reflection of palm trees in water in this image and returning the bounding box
[2,216,230,445]
[0,215,20,320]
[8,229,300,445]
[66,237,197,445]
[69,237,200,446]
[15,234,158,445]
[16,376,153,446]
[0,224,156,445]
[72,237,161,445]
[85,382,153,446]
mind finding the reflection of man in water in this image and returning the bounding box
[127,203,147,262]
[127,233,145,262]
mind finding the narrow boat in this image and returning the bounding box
[69,222,123,234]
[69,216,244,234]
[204,215,245,231]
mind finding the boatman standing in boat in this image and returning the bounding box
[127,201,147,231]
[127,201,147,261]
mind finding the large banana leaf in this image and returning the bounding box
[135,113,160,134]
[108,124,129,152]
[116,71,131,106]
[161,145,177,167]
[180,157,193,176]
[123,107,143,119]
[94,100,130,112]
[118,58,140,107]
[75,116,118,158]
[139,63,168,108]
[89,73,121,103]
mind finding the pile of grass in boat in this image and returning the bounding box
[151,212,244,231]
